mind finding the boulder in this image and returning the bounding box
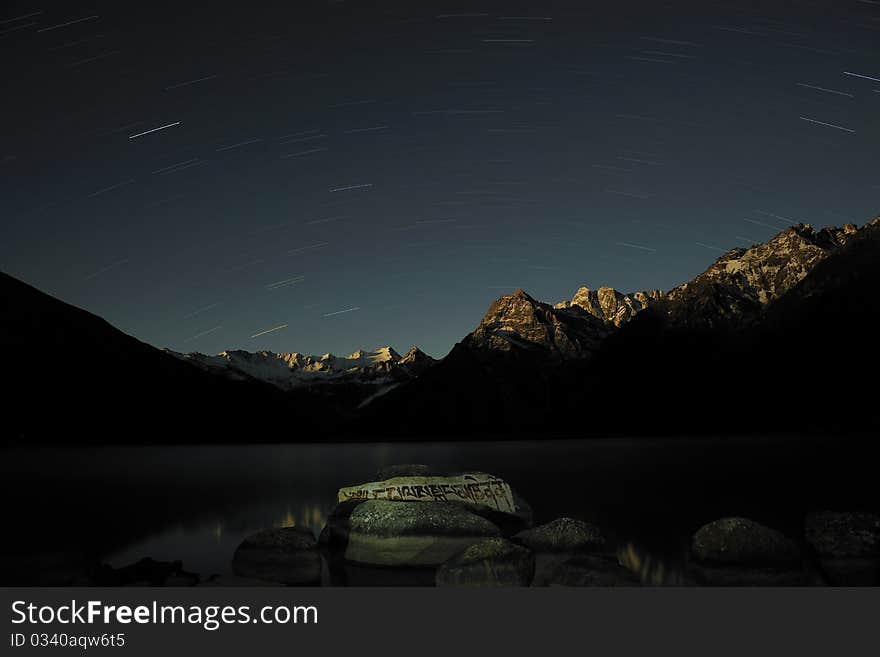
[513,517,609,586]
[90,558,199,586]
[805,511,880,558]
[548,555,640,587]
[324,470,532,544]
[691,517,800,565]
[343,500,501,567]
[338,472,519,516]
[232,526,322,586]
[514,517,607,553]
[436,538,535,587]
[689,517,806,586]
[805,511,880,586]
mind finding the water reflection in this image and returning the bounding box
[107,500,335,579]
[108,510,689,586]
[2,437,874,586]
[617,542,690,586]
[273,505,327,534]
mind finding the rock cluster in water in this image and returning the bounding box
[318,465,633,587]
[186,472,880,587]
[44,469,876,587]
[684,512,880,586]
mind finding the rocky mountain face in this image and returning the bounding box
[464,221,864,363]
[169,345,435,391]
[360,215,880,437]
[465,286,663,363]
[471,221,867,357]
[659,222,862,329]
[466,221,867,363]
[556,286,663,327]
[464,290,610,360]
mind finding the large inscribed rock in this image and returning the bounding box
[338,473,516,514]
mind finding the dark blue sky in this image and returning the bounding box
[2,1,878,357]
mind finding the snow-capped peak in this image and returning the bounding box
[170,344,435,390]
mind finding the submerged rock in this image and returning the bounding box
[232,526,322,586]
[436,538,535,587]
[91,558,199,586]
[548,555,640,587]
[343,500,501,567]
[691,517,800,565]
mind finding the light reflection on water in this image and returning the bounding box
[3,436,872,585]
[108,512,694,585]
[617,542,690,586]
[107,502,333,579]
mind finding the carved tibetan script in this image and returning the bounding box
[338,473,516,514]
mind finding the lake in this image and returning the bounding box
[2,436,876,585]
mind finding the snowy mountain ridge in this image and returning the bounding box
[167,345,435,390]
[169,217,879,388]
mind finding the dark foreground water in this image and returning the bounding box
[1,436,876,585]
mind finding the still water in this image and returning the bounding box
[2,436,874,584]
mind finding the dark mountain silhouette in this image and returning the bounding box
[0,272,329,444]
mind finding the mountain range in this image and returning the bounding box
[3,215,878,443]
[358,216,879,437]
[166,345,434,396]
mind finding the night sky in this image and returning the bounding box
[2,1,878,358]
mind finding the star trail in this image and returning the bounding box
[1,0,878,358]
